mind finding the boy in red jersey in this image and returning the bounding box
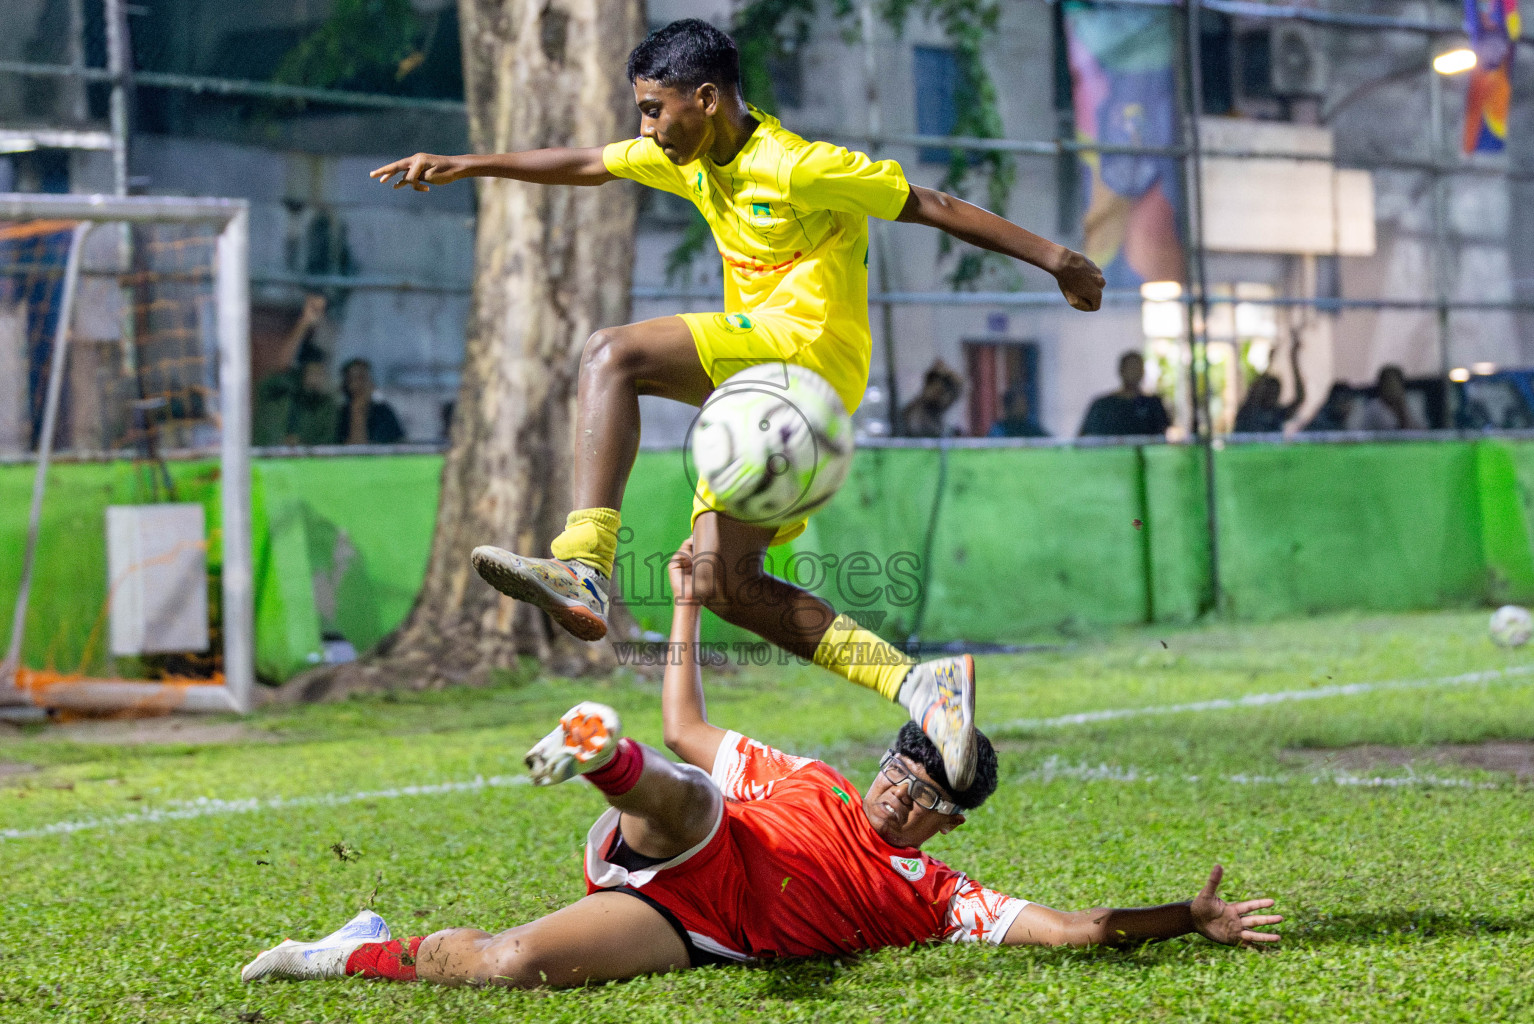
[369,19,1109,792]
[242,543,1281,987]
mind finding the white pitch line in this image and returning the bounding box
[1,773,528,842]
[1020,755,1509,791]
[6,745,1515,845]
[999,665,1534,731]
[10,665,1531,843]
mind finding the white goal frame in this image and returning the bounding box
[0,193,252,714]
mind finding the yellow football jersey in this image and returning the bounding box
[603,110,910,353]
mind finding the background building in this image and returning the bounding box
[3,0,1529,444]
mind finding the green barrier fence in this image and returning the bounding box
[4,438,1533,684]
[0,461,224,676]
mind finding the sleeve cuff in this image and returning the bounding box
[600,140,631,178]
[876,177,912,221]
[709,729,745,791]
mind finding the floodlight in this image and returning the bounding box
[1449,367,1472,382]
[1140,280,1182,302]
[1432,48,1477,75]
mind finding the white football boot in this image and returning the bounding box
[240,909,390,983]
[899,654,978,791]
[524,701,623,786]
[470,547,610,642]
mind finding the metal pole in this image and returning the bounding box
[1427,47,1455,424]
[105,0,133,198]
[860,0,903,436]
[216,206,253,713]
[1184,0,1222,613]
[65,0,88,123]
[1,223,91,701]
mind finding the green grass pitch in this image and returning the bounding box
[3,609,1533,1022]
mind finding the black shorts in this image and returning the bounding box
[604,885,740,969]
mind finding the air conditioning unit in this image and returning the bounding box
[1269,23,1327,97]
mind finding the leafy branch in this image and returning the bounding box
[273,0,429,92]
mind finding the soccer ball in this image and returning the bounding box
[1489,605,1533,648]
[690,362,854,528]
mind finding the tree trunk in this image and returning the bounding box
[285,0,645,700]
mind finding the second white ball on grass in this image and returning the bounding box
[1489,604,1533,648]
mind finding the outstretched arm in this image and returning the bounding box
[370,148,616,190]
[1283,334,1308,417]
[660,540,729,771]
[896,184,1104,312]
[1001,865,1282,948]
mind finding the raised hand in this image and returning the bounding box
[298,293,327,327]
[668,538,701,606]
[369,153,469,191]
[1052,248,1105,312]
[1191,864,1283,946]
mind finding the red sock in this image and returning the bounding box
[584,737,643,796]
[345,937,423,981]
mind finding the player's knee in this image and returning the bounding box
[581,327,643,382]
[477,938,557,989]
[681,771,724,838]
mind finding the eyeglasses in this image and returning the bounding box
[878,752,961,816]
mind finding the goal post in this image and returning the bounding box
[0,193,252,714]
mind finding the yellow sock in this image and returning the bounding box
[812,614,915,703]
[549,508,621,577]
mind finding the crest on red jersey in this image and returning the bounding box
[890,855,925,881]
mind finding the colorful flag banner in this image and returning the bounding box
[1463,0,1520,154]
[1064,3,1185,288]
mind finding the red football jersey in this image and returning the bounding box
[584,731,1026,960]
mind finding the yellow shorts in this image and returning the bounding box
[679,310,870,548]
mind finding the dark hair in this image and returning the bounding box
[1118,350,1145,370]
[892,721,998,811]
[1323,382,1354,406]
[342,357,373,376]
[626,19,741,92]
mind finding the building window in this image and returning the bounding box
[1142,281,1279,434]
[1199,12,1235,116]
[913,45,962,164]
[964,340,1041,437]
[767,48,804,109]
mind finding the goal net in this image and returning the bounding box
[0,194,252,714]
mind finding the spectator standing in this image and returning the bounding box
[1358,365,1425,431]
[1079,351,1170,437]
[338,358,406,444]
[899,361,964,438]
[252,294,340,447]
[988,388,1049,438]
[1234,341,1306,434]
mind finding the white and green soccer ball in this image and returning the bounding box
[690,362,855,529]
[1489,604,1533,648]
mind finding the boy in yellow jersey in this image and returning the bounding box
[371,19,1104,788]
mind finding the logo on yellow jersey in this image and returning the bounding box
[716,313,756,334]
[749,201,774,228]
